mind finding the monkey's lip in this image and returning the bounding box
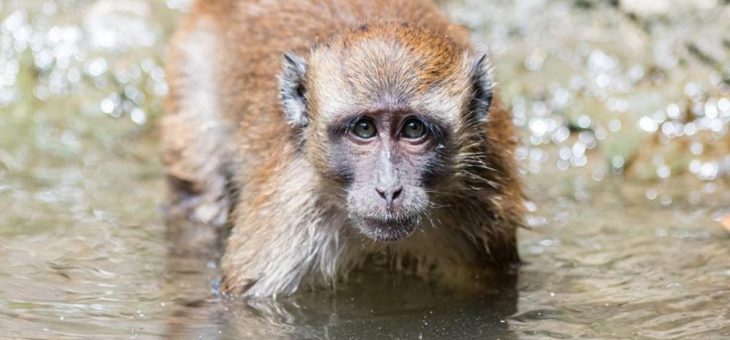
[354,215,419,242]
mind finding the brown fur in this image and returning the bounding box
[162,0,524,298]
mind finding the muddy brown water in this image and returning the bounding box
[1,0,729,338]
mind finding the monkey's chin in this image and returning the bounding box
[353,216,419,242]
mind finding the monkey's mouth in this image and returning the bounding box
[353,215,419,242]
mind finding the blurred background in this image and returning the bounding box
[0,0,729,338]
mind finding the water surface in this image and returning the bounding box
[1,0,729,338]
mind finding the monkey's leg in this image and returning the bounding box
[161,113,231,226]
[161,21,231,226]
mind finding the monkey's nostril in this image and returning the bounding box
[392,187,402,201]
[376,186,403,206]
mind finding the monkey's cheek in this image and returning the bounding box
[352,217,418,243]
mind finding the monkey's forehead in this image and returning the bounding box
[306,30,475,122]
[311,24,470,80]
[308,68,472,125]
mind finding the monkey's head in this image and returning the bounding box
[279,24,495,242]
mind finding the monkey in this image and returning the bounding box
[161,0,525,299]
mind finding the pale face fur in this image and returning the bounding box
[286,25,488,243]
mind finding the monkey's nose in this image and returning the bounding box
[375,186,403,208]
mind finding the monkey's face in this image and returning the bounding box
[322,109,450,242]
[278,25,494,242]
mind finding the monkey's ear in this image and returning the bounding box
[470,54,494,122]
[279,52,309,127]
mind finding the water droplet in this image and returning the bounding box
[699,162,719,181]
[660,195,672,207]
[690,142,704,155]
[130,108,146,125]
[684,82,702,99]
[718,97,730,113]
[557,159,569,171]
[645,189,658,200]
[87,57,108,77]
[559,146,572,160]
[657,165,671,179]
[571,142,586,157]
[100,98,115,114]
[639,116,658,133]
[666,103,681,119]
[608,119,622,132]
[529,119,548,137]
[571,155,588,167]
[611,156,625,169]
[591,168,605,181]
[552,126,570,144]
[577,115,592,129]
[705,100,719,119]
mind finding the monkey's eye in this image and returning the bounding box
[401,118,426,139]
[352,118,377,139]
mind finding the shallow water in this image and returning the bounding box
[1,0,729,338]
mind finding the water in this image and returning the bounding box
[1,0,729,338]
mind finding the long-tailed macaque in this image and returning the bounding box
[162,0,524,298]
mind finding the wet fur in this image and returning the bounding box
[162,0,524,298]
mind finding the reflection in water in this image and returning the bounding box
[163,216,224,338]
[227,272,516,339]
[163,217,518,338]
